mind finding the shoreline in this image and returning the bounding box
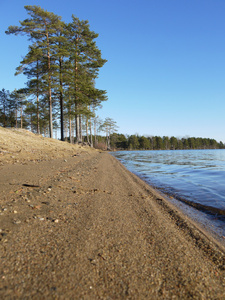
[111,149,225,245]
[0,150,225,298]
[127,168,225,248]
[111,155,225,253]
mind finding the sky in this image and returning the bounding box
[1,0,225,142]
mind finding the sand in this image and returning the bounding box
[0,127,225,299]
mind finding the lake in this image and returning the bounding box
[111,149,225,240]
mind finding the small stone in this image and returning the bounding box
[54,219,59,223]
[90,259,96,265]
[13,210,18,214]
[14,220,21,224]
[33,205,41,210]
[38,217,45,221]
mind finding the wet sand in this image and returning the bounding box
[0,146,225,299]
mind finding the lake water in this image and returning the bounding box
[111,149,225,240]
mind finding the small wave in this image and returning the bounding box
[172,195,225,217]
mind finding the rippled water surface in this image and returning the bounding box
[111,150,225,217]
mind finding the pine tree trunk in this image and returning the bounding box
[45,28,53,138]
[90,117,93,147]
[94,119,97,147]
[79,114,82,142]
[75,113,80,143]
[36,94,40,134]
[69,108,72,144]
[71,120,75,144]
[59,56,64,141]
[86,118,89,144]
[3,99,6,128]
[15,98,18,128]
[30,113,33,132]
[64,119,68,141]
[20,106,23,129]
[36,59,40,134]
[74,36,80,143]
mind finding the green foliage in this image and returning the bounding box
[5,5,107,140]
[0,89,11,127]
[110,133,128,149]
[105,133,225,151]
[0,88,29,129]
[139,136,151,150]
[128,135,140,150]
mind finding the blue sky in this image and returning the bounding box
[1,0,225,142]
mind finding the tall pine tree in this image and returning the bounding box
[6,5,63,138]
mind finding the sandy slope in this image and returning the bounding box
[0,128,225,299]
[0,127,89,165]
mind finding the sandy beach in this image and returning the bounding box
[0,128,225,299]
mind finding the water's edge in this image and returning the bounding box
[110,150,225,242]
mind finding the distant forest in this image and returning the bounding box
[1,88,224,150]
[102,133,225,151]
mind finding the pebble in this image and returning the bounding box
[14,220,21,224]
[13,210,18,214]
[90,259,96,265]
[42,201,50,205]
[53,219,59,223]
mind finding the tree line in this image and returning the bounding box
[0,86,117,147]
[109,133,225,150]
[1,89,224,151]
[3,5,107,142]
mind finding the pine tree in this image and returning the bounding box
[0,89,11,127]
[100,118,118,149]
[6,7,107,140]
[6,5,63,138]
[65,16,107,143]
[15,45,45,133]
